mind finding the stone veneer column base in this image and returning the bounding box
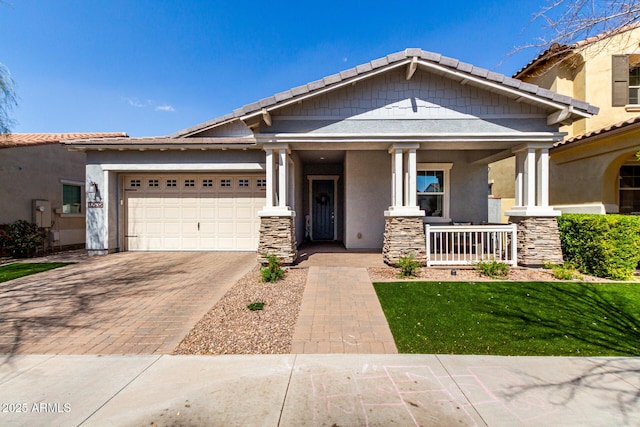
[382,216,426,266]
[509,216,563,267]
[258,216,297,265]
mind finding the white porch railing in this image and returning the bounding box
[425,224,518,266]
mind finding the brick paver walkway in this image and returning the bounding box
[0,252,256,355]
[291,266,398,354]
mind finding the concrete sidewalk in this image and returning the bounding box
[1,354,638,426]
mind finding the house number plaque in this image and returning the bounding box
[88,201,104,208]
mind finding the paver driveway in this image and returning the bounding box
[0,252,256,355]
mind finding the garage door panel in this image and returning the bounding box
[217,207,234,219]
[163,207,181,219]
[125,174,264,251]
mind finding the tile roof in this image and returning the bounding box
[513,23,640,79]
[174,48,598,137]
[61,136,256,147]
[553,115,640,149]
[0,132,128,149]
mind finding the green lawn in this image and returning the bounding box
[373,281,640,356]
[0,262,72,283]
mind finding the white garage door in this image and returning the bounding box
[124,174,265,251]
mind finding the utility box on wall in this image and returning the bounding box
[32,199,52,228]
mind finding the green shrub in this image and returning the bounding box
[247,302,265,311]
[557,214,640,280]
[0,220,45,258]
[260,254,285,282]
[475,260,510,279]
[543,262,583,281]
[397,252,421,278]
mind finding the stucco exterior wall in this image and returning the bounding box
[0,144,86,248]
[344,151,390,249]
[550,130,640,212]
[488,157,515,198]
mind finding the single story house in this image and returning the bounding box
[64,49,596,265]
[0,132,127,250]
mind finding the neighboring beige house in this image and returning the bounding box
[0,132,127,250]
[64,49,594,265]
[490,25,640,215]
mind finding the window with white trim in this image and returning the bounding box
[417,163,452,219]
[62,184,82,214]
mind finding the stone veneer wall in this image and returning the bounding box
[258,216,298,265]
[382,216,427,265]
[509,216,563,266]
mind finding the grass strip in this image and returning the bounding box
[373,281,640,356]
[0,262,72,283]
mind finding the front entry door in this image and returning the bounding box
[312,180,335,240]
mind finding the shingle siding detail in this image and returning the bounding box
[274,68,546,121]
[173,48,598,137]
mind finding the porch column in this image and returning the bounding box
[523,147,536,208]
[258,143,297,265]
[507,144,559,216]
[393,148,404,208]
[384,143,425,265]
[407,148,417,207]
[278,149,288,209]
[514,151,524,206]
[536,148,549,207]
[264,148,274,208]
[506,143,562,267]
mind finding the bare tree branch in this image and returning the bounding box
[0,62,17,134]
[513,0,640,62]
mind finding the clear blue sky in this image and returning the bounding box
[1,0,549,137]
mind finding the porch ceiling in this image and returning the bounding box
[295,150,345,163]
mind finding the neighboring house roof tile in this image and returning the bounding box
[514,23,640,79]
[60,136,257,147]
[0,132,128,149]
[553,115,640,149]
[174,48,598,138]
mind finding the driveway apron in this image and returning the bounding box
[0,252,256,355]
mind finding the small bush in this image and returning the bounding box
[397,252,421,278]
[247,302,265,311]
[544,262,583,281]
[558,214,640,280]
[260,254,285,282]
[475,260,510,279]
[0,220,45,258]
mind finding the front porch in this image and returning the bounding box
[257,141,565,267]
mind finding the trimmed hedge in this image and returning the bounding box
[557,214,640,280]
[0,220,45,258]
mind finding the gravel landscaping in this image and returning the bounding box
[174,260,620,356]
[174,266,307,355]
[368,266,616,282]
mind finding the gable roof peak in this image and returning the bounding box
[175,48,597,137]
